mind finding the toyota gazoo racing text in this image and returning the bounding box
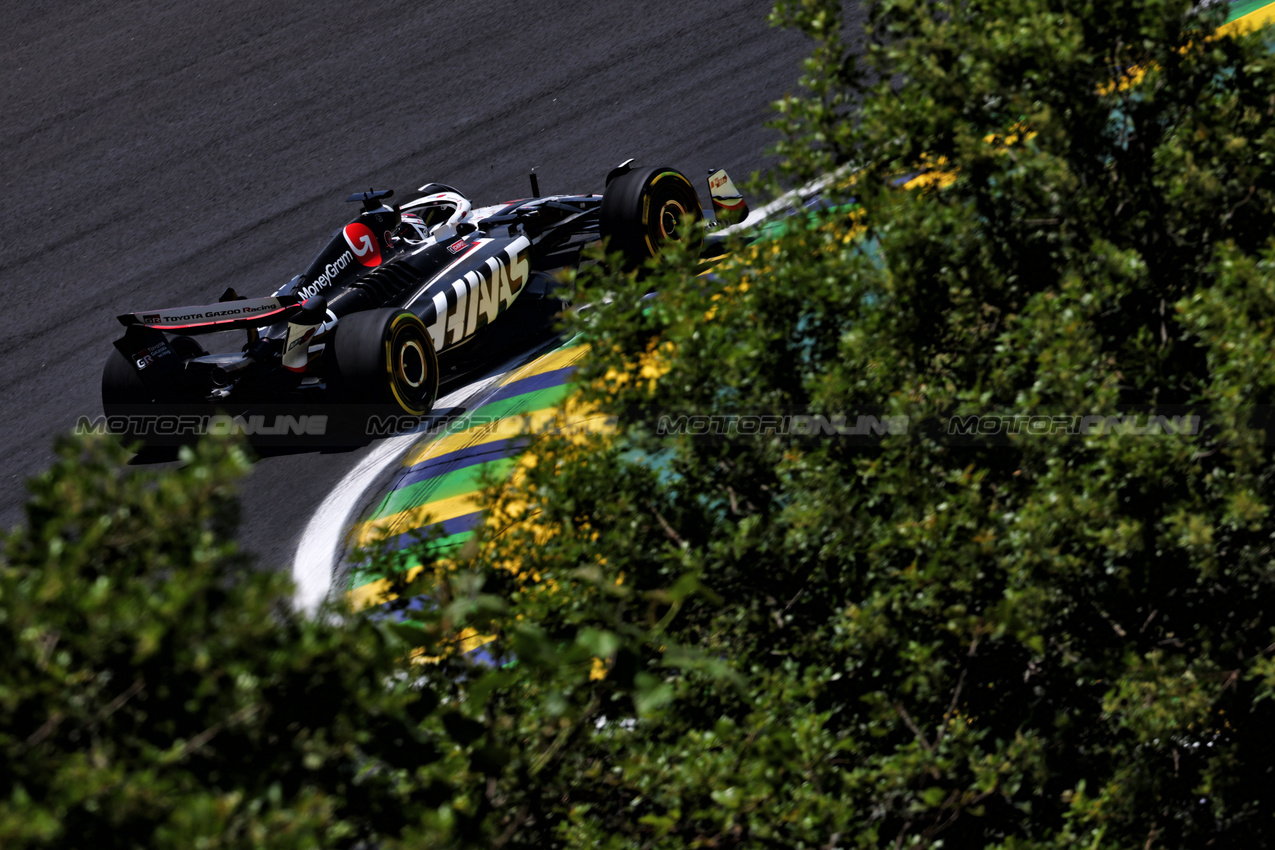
[102,162,751,441]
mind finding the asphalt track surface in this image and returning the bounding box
[0,1,828,571]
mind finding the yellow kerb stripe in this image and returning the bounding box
[349,563,425,610]
[401,343,592,469]
[1220,4,1275,36]
[353,406,616,548]
[352,491,487,550]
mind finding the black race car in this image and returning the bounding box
[102,162,749,434]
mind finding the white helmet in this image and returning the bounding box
[396,212,432,244]
[402,183,473,233]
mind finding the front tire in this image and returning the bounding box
[600,165,703,267]
[328,309,439,416]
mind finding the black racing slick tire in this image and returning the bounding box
[600,165,704,267]
[102,335,206,447]
[328,308,439,416]
[102,347,150,412]
[102,334,205,411]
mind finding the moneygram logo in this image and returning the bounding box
[344,222,381,267]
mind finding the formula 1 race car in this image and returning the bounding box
[102,162,749,432]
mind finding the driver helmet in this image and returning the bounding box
[396,212,432,244]
[402,186,473,235]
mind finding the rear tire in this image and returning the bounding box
[600,165,703,267]
[102,347,150,413]
[101,335,206,446]
[328,309,439,416]
[101,335,205,411]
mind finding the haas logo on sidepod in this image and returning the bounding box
[343,222,382,267]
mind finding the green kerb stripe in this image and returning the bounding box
[366,382,580,518]
[348,530,476,589]
[370,456,517,519]
[1228,0,1273,22]
[442,382,579,434]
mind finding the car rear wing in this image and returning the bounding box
[117,295,303,334]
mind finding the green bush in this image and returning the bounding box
[9,0,1275,845]
[429,0,1275,845]
[0,437,457,849]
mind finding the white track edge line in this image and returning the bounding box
[290,371,507,615]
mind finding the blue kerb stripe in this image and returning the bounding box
[384,511,486,550]
[484,365,577,405]
[398,436,532,488]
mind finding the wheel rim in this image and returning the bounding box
[385,315,436,415]
[658,198,687,241]
[398,339,426,388]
